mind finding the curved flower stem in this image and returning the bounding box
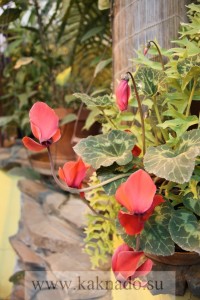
[152,96,168,142]
[47,147,114,220]
[81,198,112,221]
[136,234,140,251]
[127,71,146,155]
[100,108,118,129]
[148,41,165,72]
[185,79,197,117]
[47,146,131,194]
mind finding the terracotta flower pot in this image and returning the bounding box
[145,251,200,297]
[145,251,200,266]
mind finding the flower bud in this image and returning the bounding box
[144,41,151,56]
[116,79,130,111]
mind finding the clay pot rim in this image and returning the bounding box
[145,251,200,266]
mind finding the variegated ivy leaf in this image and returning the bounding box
[157,115,198,138]
[183,192,200,217]
[74,130,136,169]
[134,66,163,97]
[144,129,200,184]
[73,93,113,109]
[177,56,200,90]
[97,160,139,195]
[169,209,200,253]
[179,129,200,152]
[177,56,200,75]
[97,173,128,195]
[118,203,175,256]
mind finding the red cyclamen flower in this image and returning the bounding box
[112,243,153,286]
[116,79,130,111]
[58,157,89,188]
[115,169,164,235]
[132,145,141,157]
[22,102,61,152]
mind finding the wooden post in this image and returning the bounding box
[112,0,192,89]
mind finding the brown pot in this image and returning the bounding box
[145,251,200,297]
[145,251,200,266]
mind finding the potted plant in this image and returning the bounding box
[22,2,200,297]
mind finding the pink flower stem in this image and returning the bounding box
[47,146,131,192]
[127,71,146,155]
[47,146,112,221]
[47,146,75,192]
[135,234,140,251]
[148,41,165,72]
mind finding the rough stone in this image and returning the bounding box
[10,178,112,300]
[18,179,51,203]
[59,196,89,229]
[31,289,69,300]
[10,284,24,300]
[22,195,83,252]
[44,248,91,272]
[43,192,68,214]
[10,236,46,267]
[0,144,29,169]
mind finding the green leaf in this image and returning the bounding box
[56,67,71,86]
[18,91,37,109]
[81,26,103,43]
[179,129,200,152]
[73,93,113,109]
[83,108,99,130]
[120,204,175,256]
[94,58,112,78]
[144,129,200,184]
[97,172,129,195]
[169,209,200,253]
[0,8,22,25]
[60,113,77,125]
[64,94,77,103]
[182,66,200,90]
[14,57,33,69]
[183,193,200,217]
[144,144,199,184]
[0,116,15,127]
[9,270,25,284]
[134,66,163,97]
[74,130,136,169]
[132,51,162,71]
[98,0,110,10]
[157,115,199,138]
[171,38,200,57]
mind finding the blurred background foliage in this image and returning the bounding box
[0,0,112,133]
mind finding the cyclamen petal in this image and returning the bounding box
[118,211,145,235]
[29,102,59,143]
[112,244,153,285]
[22,137,46,152]
[116,79,130,111]
[132,145,141,157]
[58,158,89,188]
[23,102,61,152]
[115,169,156,214]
